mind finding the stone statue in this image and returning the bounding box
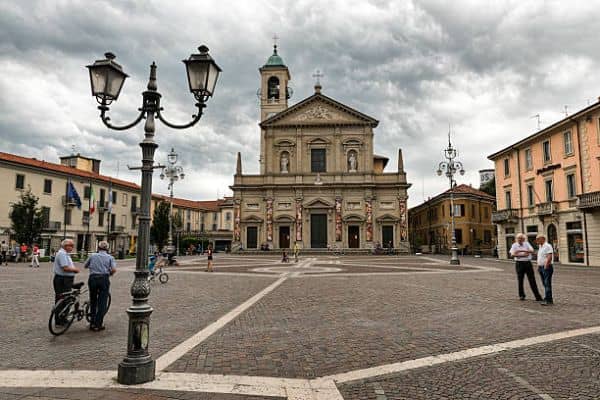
[348,152,357,172]
[280,153,289,173]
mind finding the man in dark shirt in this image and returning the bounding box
[84,241,117,331]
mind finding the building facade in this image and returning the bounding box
[488,100,600,266]
[408,185,496,254]
[230,46,411,251]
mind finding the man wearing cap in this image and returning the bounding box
[53,239,80,325]
[84,241,117,331]
[536,234,554,305]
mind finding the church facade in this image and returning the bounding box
[230,46,411,251]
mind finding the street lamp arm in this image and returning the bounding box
[98,104,145,131]
[156,103,205,129]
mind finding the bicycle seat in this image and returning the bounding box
[72,282,84,290]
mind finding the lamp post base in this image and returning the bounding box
[450,246,460,265]
[118,359,155,385]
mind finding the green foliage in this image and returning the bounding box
[150,201,170,249]
[9,187,44,246]
[480,176,496,197]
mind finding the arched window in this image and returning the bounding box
[267,76,280,100]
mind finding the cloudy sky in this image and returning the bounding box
[2,0,600,206]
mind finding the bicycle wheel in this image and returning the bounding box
[159,272,169,284]
[48,297,76,336]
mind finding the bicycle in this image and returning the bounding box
[48,282,112,336]
[148,266,169,284]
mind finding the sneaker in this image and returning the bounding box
[519,296,525,301]
[540,301,554,306]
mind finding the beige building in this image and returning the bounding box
[0,151,233,255]
[231,46,411,251]
[488,99,600,266]
[408,184,496,255]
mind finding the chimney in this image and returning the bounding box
[397,148,404,173]
[236,152,242,175]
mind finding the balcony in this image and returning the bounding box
[537,201,557,216]
[577,191,600,210]
[491,209,519,223]
[98,201,109,211]
[61,195,77,207]
[42,221,61,232]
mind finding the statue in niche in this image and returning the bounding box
[348,151,357,172]
[280,152,289,173]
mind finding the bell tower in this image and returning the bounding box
[258,44,292,121]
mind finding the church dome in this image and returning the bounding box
[264,45,286,67]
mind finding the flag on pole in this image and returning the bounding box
[67,180,82,209]
[89,184,96,215]
[108,185,113,213]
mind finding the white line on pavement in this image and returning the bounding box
[154,259,314,372]
[324,325,600,384]
[497,367,554,400]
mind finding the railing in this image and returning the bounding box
[491,209,518,223]
[61,195,77,207]
[537,201,557,216]
[577,191,600,210]
[42,221,61,231]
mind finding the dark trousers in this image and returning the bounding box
[53,275,74,324]
[538,265,554,302]
[88,274,110,328]
[515,261,542,300]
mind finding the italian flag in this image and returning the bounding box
[89,185,96,215]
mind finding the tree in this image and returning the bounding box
[480,176,496,198]
[10,187,44,246]
[150,201,170,249]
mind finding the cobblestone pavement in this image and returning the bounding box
[2,254,600,399]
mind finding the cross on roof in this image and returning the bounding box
[312,69,324,85]
[272,33,279,47]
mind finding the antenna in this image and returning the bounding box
[563,105,569,117]
[531,114,541,131]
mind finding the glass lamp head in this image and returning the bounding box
[167,148,178,165]
[183,45,222,102]
[86,52,128,103]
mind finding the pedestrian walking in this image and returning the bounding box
[0,240,8,266]
[83,241,116,331]
[20,243,28,263]
[13,243,20,263]
[509,233,542,301]
[52,239,80,326]
[536,234,555,305]
[206,244,214,272]
[30,244,40,268]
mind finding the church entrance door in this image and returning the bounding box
[310,214,328,248]
[247,226,258,249]
[279,226,290,249]
[382,226,394,247]
[348,226,360,248]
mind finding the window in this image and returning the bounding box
[563,131,573,155]
[131,196,137,211]
[186,209,191,219]
[99,189,106,204]
[524,149,532,170]
[311,149,326,172]
[471,204,475,217]
[15,174,25,189]
[226,212,231,221]
[246,203,259,210]
[186,222,191,231]
[84,186,91,199]
[212,223,217,231]
[213,212,218,221]
[484,230,492,244]
[41,207,50,226]
[527,184,534,207]
[65,209,72,225]
[452,204,465,217]
[483,207,488,219]
[43,179,52,194]
[98,211,104,227]
[566,173,576,198]
[122,193,127,206]
[503,158,510,176]
[545,180,553,202]
[112,191,117,204]
[526,225,538,250]
[542,140,551,163]
[200,223,205,232]
[505,191,512,209]
[131,216,136,229]
[454,229,463,244]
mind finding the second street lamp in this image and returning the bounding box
[436,132,465,265]
[160,148,185,254]
[86,45,220,385]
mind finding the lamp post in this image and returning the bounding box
[160,148,185,254]
[436,133,465,265]
[86,46,220,385]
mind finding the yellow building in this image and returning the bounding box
[409,184,496,255]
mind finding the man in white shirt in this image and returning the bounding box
[536,234,554,305]
[509,233,542,301]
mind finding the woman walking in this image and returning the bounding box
[206,245,214,272]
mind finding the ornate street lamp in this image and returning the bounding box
[86,46,220,385]
[436,132,465,265]
[160,148,185,254]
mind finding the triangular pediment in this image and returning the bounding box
[304,198,334,209]
[242,215,264,223]
[376,213,400,222]
[260,93,378,127]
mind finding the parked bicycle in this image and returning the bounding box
[48,282,112,336]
